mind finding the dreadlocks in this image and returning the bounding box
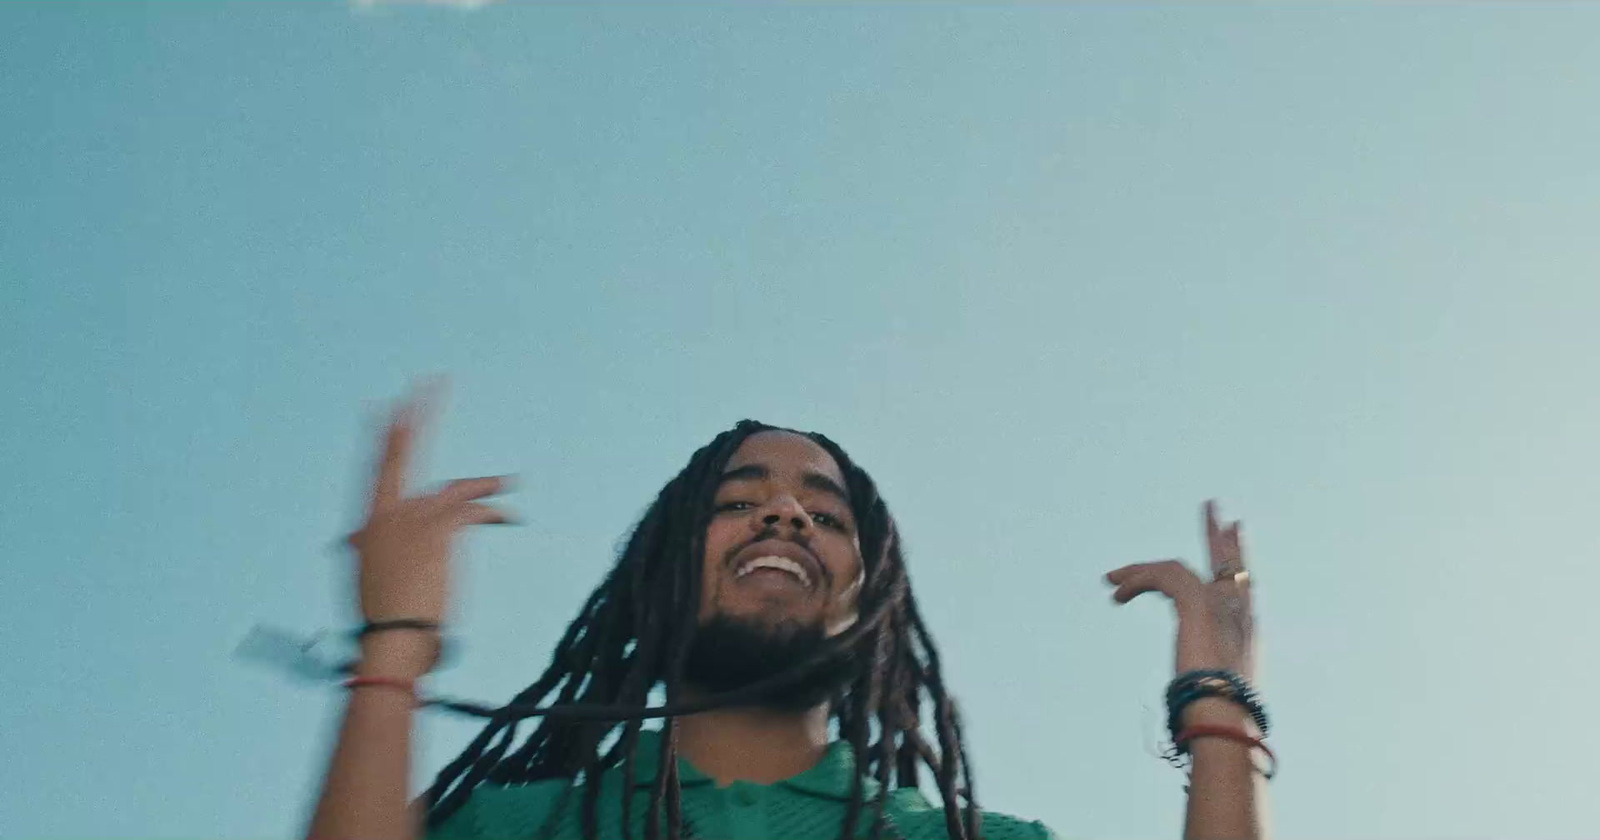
[419,420,983,840]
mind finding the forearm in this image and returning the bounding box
[1180,698,1267,840]
[304,636,434,840]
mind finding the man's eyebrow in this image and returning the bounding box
[801,472,850,504]
[716,464,851,504]
[717,464,768,484]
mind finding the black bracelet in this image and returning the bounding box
[355,618,442,637]
[1165,669,1270,746]
[349,619,453,672]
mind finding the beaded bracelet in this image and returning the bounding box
[1167,670,1269,737]
[1165,669,1270,744]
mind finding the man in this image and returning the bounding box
[306,385,1266,840]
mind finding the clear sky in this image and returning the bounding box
[4,3,1598,839]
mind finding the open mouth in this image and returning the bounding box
[734,554,813,588]
[728,540,821,592]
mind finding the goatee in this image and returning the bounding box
[681,612,860,712]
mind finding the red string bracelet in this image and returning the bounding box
[343,675,419,705]
[1175,724,1277,780]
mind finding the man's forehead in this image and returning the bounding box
[725,430,845,483]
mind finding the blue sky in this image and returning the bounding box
[4,3,1598,838]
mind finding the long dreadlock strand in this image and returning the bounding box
[666,719,686,840]
[905,591,976,840]
[894,644,923,789]
[430,583,608,804]
[835,659,875,840]
[952,697,983,840]
[893,611,925,791]
[616,529,671,840]
[866,622,900,840]
[870,604,908,838]
[616,718,643,840]
[863,539,908,840]
[490,580,618,782]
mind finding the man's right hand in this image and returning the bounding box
[344,378,516,679]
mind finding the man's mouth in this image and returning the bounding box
[729,540,821,591]
[734,555,813,588]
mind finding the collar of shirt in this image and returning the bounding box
[618,728,880,801]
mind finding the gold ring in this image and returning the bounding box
[1215,568,1250,585]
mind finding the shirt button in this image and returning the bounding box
[733,786,758,806]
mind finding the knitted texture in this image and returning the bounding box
[427,731,1057,840]
[427,779,1057,840]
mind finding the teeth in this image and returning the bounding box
[736,555,811,587]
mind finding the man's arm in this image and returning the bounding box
[1180,697,1266,840]
[304,634,436,840]
[1105,501,1269,840]
[306,384,513,840]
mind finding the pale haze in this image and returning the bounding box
[3,4,1597,839]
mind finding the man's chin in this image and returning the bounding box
[681,612,857,712]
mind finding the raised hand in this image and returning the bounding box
[344,379,515,677]
[1104,500,1256,681]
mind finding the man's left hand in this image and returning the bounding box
[1104,500,1256,682]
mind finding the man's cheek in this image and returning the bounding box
[701,526,730,570]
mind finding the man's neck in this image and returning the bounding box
[674,687,832,788]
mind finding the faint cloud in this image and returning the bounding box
[352,0,501,10]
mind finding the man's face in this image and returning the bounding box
[681,430,865,706]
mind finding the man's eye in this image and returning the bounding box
[812,511,845,529]
[717,501,755,512]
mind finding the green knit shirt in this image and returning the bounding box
[426,729,1058,840]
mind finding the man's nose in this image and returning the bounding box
[756,495,811,532]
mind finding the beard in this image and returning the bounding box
[681,611,861,713]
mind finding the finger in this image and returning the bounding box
[431,474,515,506]
[1109,569,1157,603]
[1104,562,1153,585]
[410,373,449,428]
[369,404,416,514]
[1205,501,1242,575]
[1221,521,1248,574]
[1105,560,1202,602]
[1110,569,1191,604]
[448,501,518,527]
[1205,500,1225,571]
[368,378,448,514]
[1105,559,1182,585]
[1214,521,1244,569]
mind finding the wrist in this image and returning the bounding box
[357,631,438,680]
[1166,669,1270,742]
[1180,696,1258,735]
[343,674,421,708]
